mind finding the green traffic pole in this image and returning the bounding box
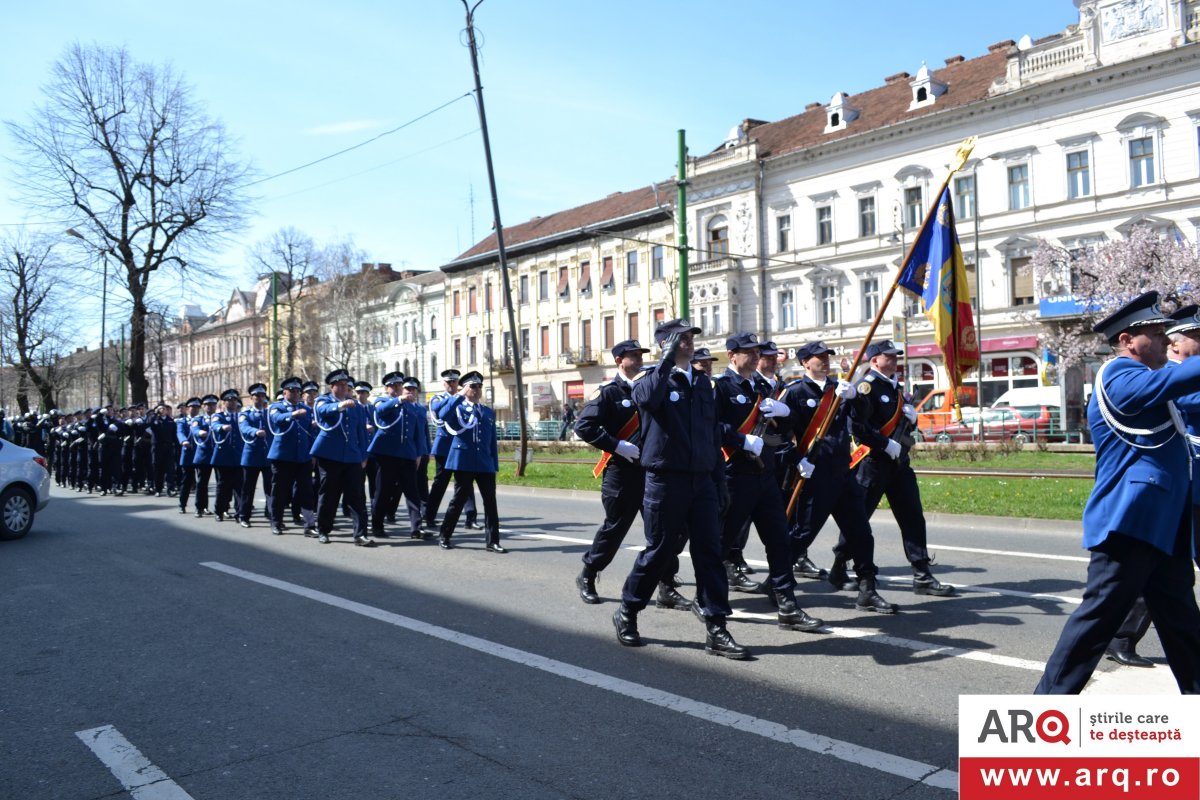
[119,324,126,407]
[677,129,689,319]
[272,270,280,388]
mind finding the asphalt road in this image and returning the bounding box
[0,484,1182,799]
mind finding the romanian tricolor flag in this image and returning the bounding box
[896,185,980,405]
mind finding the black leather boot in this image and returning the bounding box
[730,550,754,575]
[792,552,828,579]
[576,566,600,604]
[655,582,693,611]
[855,577,897,614]
[828,557,859,591]
[704,618,750,660]
[912,560,956,596]
[774,589,824,632]
[612,605,641,647]
[725,560,760,593]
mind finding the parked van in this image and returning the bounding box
[913,385,979,441]
[991,386,1064,442]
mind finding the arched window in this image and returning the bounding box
[430,354,438,379]
[403,320,409,343]
[429,315,438,340]
[403,358,411,377]
[706,215,729,258]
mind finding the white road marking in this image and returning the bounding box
[924,543,1089,563]
[202,561,957,792]
[75,725,195,800]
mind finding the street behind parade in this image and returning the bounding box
[0,483,1174,800]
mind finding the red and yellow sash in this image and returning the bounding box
[593,411,640,477]
[721,401,762,462]
[849,396,905,469]
[798,388,836,455]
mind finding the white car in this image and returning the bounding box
[0,439,50,539]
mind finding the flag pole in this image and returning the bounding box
[785,136,976,520]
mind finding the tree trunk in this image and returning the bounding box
[128,293,149,405]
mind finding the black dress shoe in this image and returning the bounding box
[464,521,483,530]
[215,512,226,522]
[731,554,754,575]
[317,533,331,544]
[576,569,600,604]
[704,622,750,660]
[486,543,508,553]
[239,520,251,529]
[270,526,284,536]
[1105,647,1154,668]
[178,507,187,515]
[612,606,642,647]
[828,560,859,592]
[793,555,828,579]
[303,526,317,538]
[725,561,761,593]
[855,581,898,614]
[194,510,205,518]
[354,536,377,548]
[913,576,956,596]
[439,538,454,550]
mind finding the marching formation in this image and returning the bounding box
[37,368,504,551]
[574,319,956,661]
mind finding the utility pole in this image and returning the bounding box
[461,0,530,475]
[677,130,690,319]
[272,269,280,389]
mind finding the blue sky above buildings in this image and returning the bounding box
[0,0,1075,324]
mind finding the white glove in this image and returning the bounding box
[797,457,815,479]
[743,434,764,457]
[108,424,119,432]
[834,379,857,400]
[615,440,641,462]
[758,398,790,419]
[884,440,902,460]
[902,404,916,424]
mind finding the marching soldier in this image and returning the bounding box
[311,369,375,547]
[148,404,177,497]
[237,383,273,528]
[368,372,429,539]
[190,394,219,517]
[210,389,245,522]
[424,369,480,531]
[612,319,748,659]
[436,371,503,552]
[716,332,822,632]
[690,347,716,377]
[847,340,955,596]
[176,398,202,513]
[784,341,896,614]
[574,340,691,609]
[267,377,317,536]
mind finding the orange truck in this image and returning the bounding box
[913,385,979,441]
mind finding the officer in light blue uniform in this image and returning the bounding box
[237,383,273,528]
[190,394,219,516]
[424,369,479,530]
[176,397,201,514]
[209,388,245,522]
[1036,291,1200,694]
[267,377,317,536]
[310,368,375,547]
[368,372,430,539]
[436,371,502,551]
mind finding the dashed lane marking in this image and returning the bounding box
[76,725,195,800]
[202,561,958,793]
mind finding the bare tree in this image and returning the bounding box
[313,237,386,375]
[6,43,251,405]
[251,227,315,378]
[0,233,70,412]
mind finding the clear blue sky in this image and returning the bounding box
[0,0,1077,321]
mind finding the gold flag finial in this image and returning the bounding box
[949,136,977,175]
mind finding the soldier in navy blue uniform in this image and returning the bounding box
[93,403,124,495]
[310,369,376,547]
[690,347,716,376]
[716,332,823,633]
[147,404,176,497]
[176,398,201,513]
[368,372,430,539]
[267,377,317,536]
[847,340,955,597]
[612,319,748,659]
[784,341,896,614]
[574,340,691,609]
[190,394,219,516]
[436,371,503,551]
[237,383,273,528]
[424,369,479,531]
[1037,292,1200,693]
[209,389,245,522]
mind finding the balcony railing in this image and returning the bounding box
[563,349,599,367]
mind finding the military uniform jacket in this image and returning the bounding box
[715,368,791,475]
[190,414,215,463]
[1084,355,1200,556]
[93,414,122,449]
[849,369,913,465]
[238,407,272,468]
[632,361,723,479]
[430,391,455,458]
[177,415,197,466]
[148,415,175,450]
[267,401,314,463]
[783,376,862,475]
[1165,358,1200,505]
[208,411,244,467]
[438,395,498,473]
[367,397,430,460]
[310,393,369,463]
[574,376,643,475]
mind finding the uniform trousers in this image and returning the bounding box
[846,455,930,565]
[722,470,796,594]
[621,472,730,618]
[194,463,213,512]
[1035,530,1200,694]
[424,454,476,525]
[87,446,101,489]
[152,446,175,493]
[100,445,122,493]
[789,468,878,579]
[583,463,652,573]
[439,471,499,544]
[238,466,271,523]
[177,460,195,510]
[371,455,422,535]
[213,465,243,517]
[1110,597,1152,651]
[316,458,367,537]
[269,460,315,528]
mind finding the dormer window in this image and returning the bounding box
[908,62,947,110]
[824,92,859,133]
